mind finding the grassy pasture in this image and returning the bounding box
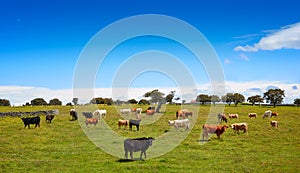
[0,105,299,172]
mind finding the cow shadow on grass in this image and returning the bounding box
[117,158,145,162]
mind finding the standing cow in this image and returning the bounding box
[124,137,154,160]
[21,116,41,128]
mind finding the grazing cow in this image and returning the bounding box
[129,119,141,131]
[124,137,154,160]
[248,113,257,118]
[146,109,155,116]
[229,113,239,119]
[118,119,129,129]
[270,120,278,128]
[46,115,55,123]
[176,109,193,119]
[218,113,228,123]
[168,119,190,130]
[70,109,78,120]
[85,118,98,126]
[263,110,272,118]
[271,112,278,117]
[82,112,93,119]
[202,124,228,140]
[21,116,40,128]
[93,109,106,118]
[120,109,131,114]
[230,123,248,134]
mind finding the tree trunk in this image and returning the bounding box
[273,103,276,108]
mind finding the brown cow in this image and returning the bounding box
[271,112,278,117]
[248,113,257,118]
[118,119,129,129]
[202,124,228,140]
[218,113,228,123]
[228,114,238,119]
[85,118,98,126]
[146,109,155,116]
[270,120,278,128]
[231,123,248,135]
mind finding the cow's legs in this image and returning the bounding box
[130,151,133,160]
[125,150,128,159]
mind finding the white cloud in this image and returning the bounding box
[239,53,250,61]
[234,22,300,52]
[224,58,232,64]
[0,81,299,106]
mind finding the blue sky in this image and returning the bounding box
[0,0,299,105]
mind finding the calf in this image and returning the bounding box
[263,110,272,118]
[230,123,248,134]
[270,120,278,128]
[271,112,278,117]
[129,119,141,131]
[202,124,228,140]
[124,137,154,160]
[146,109,155,116]
[21,116,40,128]
[46,115,55,123]
[248,113,257,118]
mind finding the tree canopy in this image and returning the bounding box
[31,98,47,106]
[0,99,10,106]
[263,89,285,108]
[49,98,62,105]
[247,95,264,106]
[196,94,210,105]
[144,89,165,104]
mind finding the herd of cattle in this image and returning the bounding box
[13,107,279,160]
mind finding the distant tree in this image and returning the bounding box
[222,93,234,106]
[196,94,210,105]
[233,93,245,106]
[49,98,62,105]
[66,102,72,106]
[294,98,300,106]
[182,100,186,104]
[144,89,165,104]
[165,91,176,104]
[128,99,138,104]
[138,99,149,105]
[210,95,220,106]
[72,98,78,105]
[90,97,113,105]
[114,99,125,105]
[263,89,285,108]
[247,95,264,106]
[0,99,10,106]
[31,98,47,106]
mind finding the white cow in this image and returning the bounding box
[168,119,190,130]
[263,110,272,118]
[93,109,106,118]
[120,108,131,114]
[136,108,142,115]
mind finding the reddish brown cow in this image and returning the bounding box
[202,124,228,140]
[85,118,98,126]
[271,112,278,117]
[146,109,155,116]
[248,113,257,118]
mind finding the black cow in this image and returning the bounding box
[129,119,141,131]
[21,116,40,128]
[70,109,78,121]
[46,115,55,123]
[82,112,93,119]
[124,137,154,160]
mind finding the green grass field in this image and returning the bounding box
[0,105,299,172]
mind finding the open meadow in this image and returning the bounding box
[0,104,299,172]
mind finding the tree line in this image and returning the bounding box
[0,88,299,108]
